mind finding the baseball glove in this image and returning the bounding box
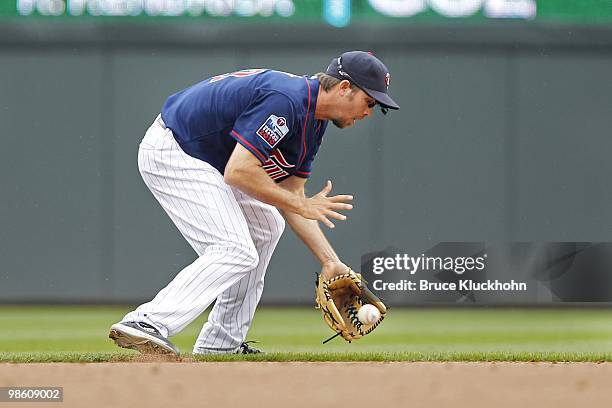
[315,268,387,342]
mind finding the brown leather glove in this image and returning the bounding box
[315,268,387,342]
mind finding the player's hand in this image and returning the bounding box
[320,260,351,280]
[299,180,353,228]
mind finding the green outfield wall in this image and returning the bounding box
[1,21,611,304]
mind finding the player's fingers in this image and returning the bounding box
[329,194,353,203]
[320,180,332,196]
[319,214,335,229]
[329,202,353,211]
[325,210,347,221]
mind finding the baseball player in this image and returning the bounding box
[109,51,399,355]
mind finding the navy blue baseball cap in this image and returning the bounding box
[326,51,400,114]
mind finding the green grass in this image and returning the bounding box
[1,306,612,362]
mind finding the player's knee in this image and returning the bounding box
[234,242,259,270]
[244,244,260,269]
[206,240,259,271]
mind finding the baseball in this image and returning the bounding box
[358,304,380,324]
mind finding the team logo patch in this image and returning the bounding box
[385,73,391,89]
[256,115,289,148]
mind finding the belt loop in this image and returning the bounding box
[156,114,166,129]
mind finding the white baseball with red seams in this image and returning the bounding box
[357,304,381,325]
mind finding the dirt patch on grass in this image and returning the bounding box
[1,362,610,407]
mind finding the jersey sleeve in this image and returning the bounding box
[230,92,297,164]
[294,122,327,179]
[294,146,318,178]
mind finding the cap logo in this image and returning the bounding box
[385,73,391,89]
[337,56,347,78]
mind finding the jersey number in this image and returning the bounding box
[209,69,266,83]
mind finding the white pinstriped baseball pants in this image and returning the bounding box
[122,115,285,354]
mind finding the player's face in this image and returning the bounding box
[331,87,377,129]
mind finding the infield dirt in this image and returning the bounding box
[1,361,610,407]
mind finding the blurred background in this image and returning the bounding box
[1,0,612,305]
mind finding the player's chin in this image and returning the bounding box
[332,119,354,129]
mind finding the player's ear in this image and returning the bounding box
[338,80,352,95]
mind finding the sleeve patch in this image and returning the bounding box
[256,115,289,148]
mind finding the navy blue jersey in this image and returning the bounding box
[161,69,328,181]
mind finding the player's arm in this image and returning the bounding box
[277,175,352,279]
[225,144,353,229]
